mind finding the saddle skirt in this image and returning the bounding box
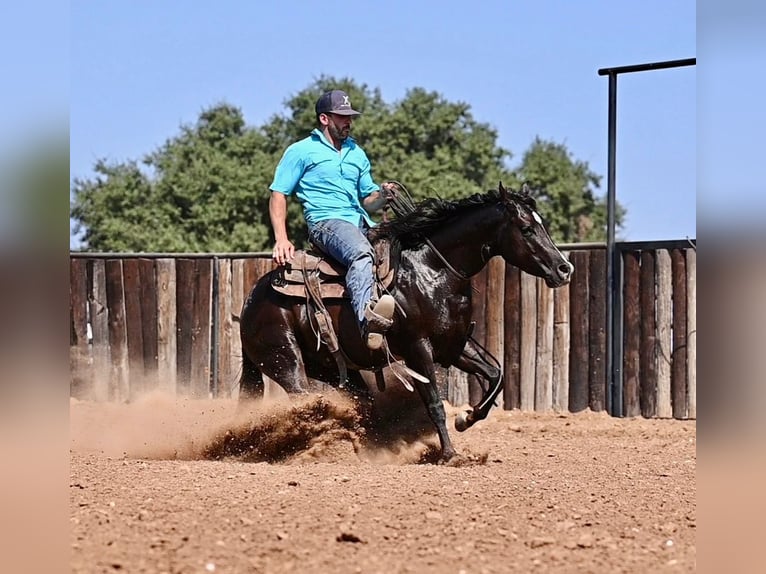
[270,238,395,300]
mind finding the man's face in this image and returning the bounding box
[323,113,354,142]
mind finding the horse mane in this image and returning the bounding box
[374,187,537,251]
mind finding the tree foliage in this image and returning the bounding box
[71,77,622,251]
[515,137,624,242]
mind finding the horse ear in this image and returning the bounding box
[499,181,508,200]
[521,183,530,196]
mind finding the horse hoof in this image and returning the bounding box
[455,410,472,432]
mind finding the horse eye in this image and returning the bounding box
[521,226,534,237]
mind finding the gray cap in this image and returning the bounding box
[315,90,361,116]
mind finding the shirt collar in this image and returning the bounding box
[311,128,356,150]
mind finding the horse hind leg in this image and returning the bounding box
[239,351,265,401]
[452,339,502,431]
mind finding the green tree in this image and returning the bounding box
[513,137,624,242]
[72,104,277,251]
[71,78,620,251]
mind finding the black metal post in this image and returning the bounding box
[605,72,621,417]
[598,58,695,418]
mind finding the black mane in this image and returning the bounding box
[374,188,537,250]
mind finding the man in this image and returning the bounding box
[268,89,396,350]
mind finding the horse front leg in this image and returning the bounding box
[406,342,457,462]
[451,338,502,432]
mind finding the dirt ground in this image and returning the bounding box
[70,390,696,573]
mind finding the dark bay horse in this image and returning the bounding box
[238,183,573,461]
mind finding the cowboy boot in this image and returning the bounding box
[363,294,395,350]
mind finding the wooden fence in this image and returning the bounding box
[69,243,696,419]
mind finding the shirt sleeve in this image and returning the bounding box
[356,151,379,199]
[269,144,305,195]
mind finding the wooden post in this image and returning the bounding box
[175,259,195,395]
[217,259,234,398]
[622,251,641,417]
[468,265,488,405]
[655,250,673,418]
[89,259,110,401]
[519,272,537,411]
[552,281,570,413]
[230,259,245,399]
[639,251,657,417]
[568,251,590,413]
[503,266,521,410]
[121,259,144,398]
[105,259,128,401]
[139,259,159,392]
[671,249,688,419]
[588,250,607,411]
[70,258,90,398]
[191,259,213,398]
[686,248,696,419]
[485,257,505,406]
[535,278,554,411]
[156,259,177,394]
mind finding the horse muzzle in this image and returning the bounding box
[544,259,574,288]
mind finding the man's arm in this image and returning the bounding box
[362,182,396,214]
[269,191,295,265]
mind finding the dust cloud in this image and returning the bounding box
[69,389,470,465]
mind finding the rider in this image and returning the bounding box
[268,89,396,351]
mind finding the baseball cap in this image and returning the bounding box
[315,90,361,116]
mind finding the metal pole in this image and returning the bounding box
[605,72,622,417]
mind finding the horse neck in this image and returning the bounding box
[426,206,500,278]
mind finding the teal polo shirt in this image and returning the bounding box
[270,129,380,227]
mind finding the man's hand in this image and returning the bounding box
[380,181,399,201]
[272,238,295,266]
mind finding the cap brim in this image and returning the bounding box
[329,109,361,116]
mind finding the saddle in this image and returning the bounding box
[270,238,396,300]
[268,239,395,379]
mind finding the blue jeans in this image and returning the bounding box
[308,218,375,327]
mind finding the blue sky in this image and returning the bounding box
[67,0,696,247]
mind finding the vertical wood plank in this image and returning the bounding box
[122,259,144,398]
[656,249,673,418]
[485,257,505,406]
[568,251,590,413]
[139,259,159,391]
[89,259,110,401]
[535,278,554,411]
[519,272,537,411]
[686,248,696,419]
[588,250,607,411]
[156,259,177,394]
[70,259,90,398]
[175,259,195,394]
[671,249,688,419]
[468,265,488,405]
[639,251,658,417]
[191,258,213,398]
[217,259,233,398]
[622,251,641,417]
[105,259,128,401]
[503,266,521,410]
[230,259,245,399]
[70,259,89,346]
[552,281,570,413]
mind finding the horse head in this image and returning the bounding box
[495,182,573,287]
